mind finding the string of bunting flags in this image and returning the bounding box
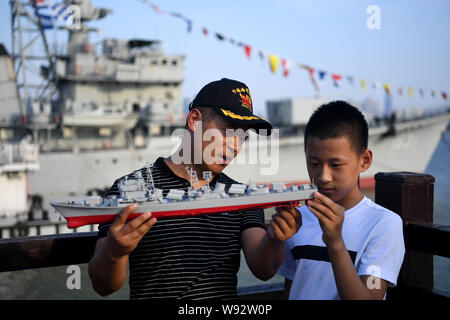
[137,0,448,102]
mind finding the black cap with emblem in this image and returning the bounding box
[189,78,273,135]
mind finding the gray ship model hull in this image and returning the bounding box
[51,182,317,228]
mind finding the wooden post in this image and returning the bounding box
[374,171,435,299]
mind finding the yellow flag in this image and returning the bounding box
[383,83,391,95]
[361,79,367,91]
[408,86,414,98]
[268,54,280,73]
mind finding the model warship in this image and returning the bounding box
[51,165,317,228]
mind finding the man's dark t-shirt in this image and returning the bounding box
[98,157,266,299]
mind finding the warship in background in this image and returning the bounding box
[0,0,449,236]
[1,0,187,229]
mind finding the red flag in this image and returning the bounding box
[398,86,403,97]
[331,74,342,87]
[244,45,252,59]
[442,92,448,100]
[306,67,319,92]
[202,27,208,36]
[281,58,291,77]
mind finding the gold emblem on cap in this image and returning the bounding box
[232,87,253,111]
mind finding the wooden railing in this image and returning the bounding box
[0,172,448,300]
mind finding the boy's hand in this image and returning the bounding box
[267,206,302,242]
[106,204,157,259]
[307,192,345,248]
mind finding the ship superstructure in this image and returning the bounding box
[4,0,185,153]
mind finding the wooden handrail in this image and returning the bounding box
[0,232,98,272]
[405,223,450,258]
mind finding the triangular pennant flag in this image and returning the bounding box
[398,86,403,97]
[419,88,424,98]
[306,66,320,92]
[346,76,354,85]
[151,4,164,14]
[318,70,327,80]
[431,90,436,98]
[361,79,367,91]
[215,33,225,41]
[186,19,192,33]
[442,92,448,100]
[202,27,208,36]
[281,58,291,77]
[373,82,380,93]
[331,74,342,87]
[383,83,391,95]
[408,87,414,98]
[258,50,265,60]
[244,45,252,59]
[268,54,280,73]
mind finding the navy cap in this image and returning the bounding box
[189,78,273,135]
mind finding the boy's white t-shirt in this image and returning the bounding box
[277,196,405,300]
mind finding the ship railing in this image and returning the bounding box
[0,142,39,165]
[0,172,448,300]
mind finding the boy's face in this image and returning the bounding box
[305,136,372,208]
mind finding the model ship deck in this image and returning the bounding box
[51,167,317,228]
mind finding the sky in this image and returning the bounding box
[1,0,450,117]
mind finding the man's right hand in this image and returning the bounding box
[105,203,157,259]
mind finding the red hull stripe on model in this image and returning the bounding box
[65,199,302,229]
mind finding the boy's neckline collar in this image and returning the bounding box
[344,196,368,216]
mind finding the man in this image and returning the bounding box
[89,78,301,299]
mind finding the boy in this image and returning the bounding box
[278,101,405,300]
[88,78,301,299]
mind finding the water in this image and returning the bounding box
[425,130,450,293]
[0,131,448,299]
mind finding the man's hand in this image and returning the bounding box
[307,192,345,248]
[105,203,157,259]
[267,205,302,242]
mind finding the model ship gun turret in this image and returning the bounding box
[51,165,317,228]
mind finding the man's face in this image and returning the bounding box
[305,136,370,207]
[196,114,248,175]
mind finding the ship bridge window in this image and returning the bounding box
[151,60,157,65]
[162,59,167,65]
[172,60,178,65]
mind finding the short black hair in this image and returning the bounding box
[304,100,368,154]
[185,106,218,129]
